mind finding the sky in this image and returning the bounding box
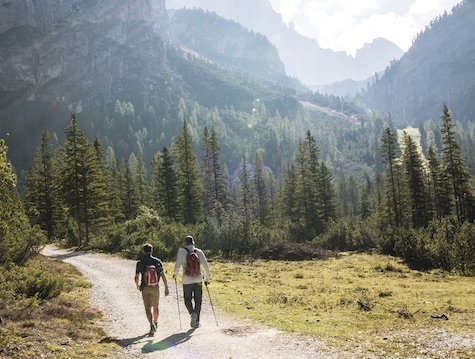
[268,0,461,56]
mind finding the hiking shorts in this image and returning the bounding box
[142,285,160,309]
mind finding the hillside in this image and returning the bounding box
[0,0,310,177]
[169,8,289,85]
[166,0,404,86]
[360,0,475,126]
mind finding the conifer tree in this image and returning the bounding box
[1,139,42,265]
[281,162,298,222]
[380,127,403,227]
[26,129,59,240]
[122,159,139,220]
[401,132,428,227]
[135,154,148,206]
[91,136,117,228]
[58,113,102,246]
[317,162,338,226]
[201,126,230,223]
[0,139,16,187]
[239,153,252,222]
[176,119,203,224]
[426,146,451,219]
[153,146,179,220]
[440,105,475,222]
[253,150,268,224]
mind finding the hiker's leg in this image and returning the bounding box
[194,283,203,321]
[142,288,154,324]
[183,284,194,314]
[145,307,153,324]
[152,287,160,324]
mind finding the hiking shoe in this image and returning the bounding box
[190,313,198,328]
[149,324,156,335]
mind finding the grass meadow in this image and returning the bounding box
[0,256,121,359]
[166,252,475,357]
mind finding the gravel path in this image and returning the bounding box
[41,245,336,359]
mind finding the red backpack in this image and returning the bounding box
[144,264,160,286]
[184,248,200,276]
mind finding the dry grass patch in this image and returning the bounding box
[0,256,122,359]
[203,252,475,357]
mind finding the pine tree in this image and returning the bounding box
[135,154,149,206]
[281,162,298,222]
[253,150,268,224]
[122,159,139,220]
[153,146,179,220]
[91,136,117,228]
[317,162,338,226]
[0,139,16,187]
[1,139,42,265]
[239,153,252,222]
[175,119,203,224]
[201,126,230,224]
[25,129,59,240]
[380,127,403,227]
[426,146,451,219]
[401,132,428,227]
[440,105,475,222]
[57,113,101,246]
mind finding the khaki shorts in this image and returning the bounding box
[142,285,160,308]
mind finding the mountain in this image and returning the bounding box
[168,8,289,85]
[166,0,404,86]
[360,0,475,126]
[0,0,308,178]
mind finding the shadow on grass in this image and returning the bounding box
[141,329,196,353]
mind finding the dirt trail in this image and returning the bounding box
[41,245,337,359]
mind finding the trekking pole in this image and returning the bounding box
[175,278,182,330]
[205,282,218,327]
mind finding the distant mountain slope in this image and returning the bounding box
[168,8,288,84]
[0,0,305,176]
[360,0,475,126]
[166,0,404,86]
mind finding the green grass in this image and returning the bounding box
[0,256,122,359]
[166,252,475,357]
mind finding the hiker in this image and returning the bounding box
[135,243,169,335]
[173,235,210,328]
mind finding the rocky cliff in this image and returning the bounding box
[0,0,169,106]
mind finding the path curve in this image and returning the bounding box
[41,245,336,359]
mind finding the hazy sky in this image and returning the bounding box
[268,0,461,56]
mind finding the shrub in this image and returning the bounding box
[6,262,64,300]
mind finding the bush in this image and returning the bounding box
[89,206,204,260]
[0,259,63,304]
[315,218,378,251]
[0,183,45,267]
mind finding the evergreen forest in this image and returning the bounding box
[2,104,475,280]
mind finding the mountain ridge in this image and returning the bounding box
[166,0,404,85]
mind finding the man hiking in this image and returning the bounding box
[135,243,169,335]
[173,235,210,328]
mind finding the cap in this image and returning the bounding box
[184,235,194,245]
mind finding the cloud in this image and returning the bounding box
[268,0,461,56]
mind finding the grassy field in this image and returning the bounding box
[0,256,121,359]
[167,252,475,357]
[3,252,474,358]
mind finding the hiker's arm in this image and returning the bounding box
[173,249,183,279]
[134,272,140,290]
[161,271,170,296]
